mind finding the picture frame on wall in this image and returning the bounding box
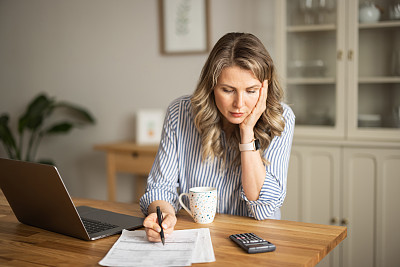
[158,0,210,55]
[136,109,165,145]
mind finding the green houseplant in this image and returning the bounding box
[0,93,95,165]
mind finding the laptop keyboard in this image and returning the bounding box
[81,218,119,234]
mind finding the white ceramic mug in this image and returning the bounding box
[178,187,217,224]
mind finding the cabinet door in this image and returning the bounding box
[343,148,400,267]
[376,150,400,267]
[282,148,301,221]
[347,0,400,141]
[275,0,346,138]
[283,145,341,225]
[283,145,341,267]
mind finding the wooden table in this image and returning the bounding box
[0,192,347,266]
[94,142,158,202]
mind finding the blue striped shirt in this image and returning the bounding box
[140,95,295,220]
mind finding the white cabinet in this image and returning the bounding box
[282,143,400,267]
[275,0,400,141]
[342,148,400,267]
[275,1,400,266]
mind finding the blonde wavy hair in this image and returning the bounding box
[191,32,285,166]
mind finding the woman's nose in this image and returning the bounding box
[233,92,244,108]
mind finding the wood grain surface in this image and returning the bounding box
[0,191,346,266]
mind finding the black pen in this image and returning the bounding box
[156,206,165,245]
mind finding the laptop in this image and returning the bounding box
[0,158,144,241]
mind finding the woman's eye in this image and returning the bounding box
[247,90,257,94]
[222,88,234,93]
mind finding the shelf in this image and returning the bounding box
[287,77,336,85]
[359,76,400,83]
[359,20,400,29]
[287,24,336,32]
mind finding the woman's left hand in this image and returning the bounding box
[239,80,268,136]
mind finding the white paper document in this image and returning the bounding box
[99,228,215,266]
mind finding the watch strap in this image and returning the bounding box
[239,139,260,151]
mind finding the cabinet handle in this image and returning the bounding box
[331,217,338,224]
[341,218,349,225]
[347,50,353,61]
[337,50,343,60]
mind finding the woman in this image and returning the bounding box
[140,32,295,242]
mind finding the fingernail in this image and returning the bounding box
[162,223,167,229]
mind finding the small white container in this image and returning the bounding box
[359,2,381,23]
[288,60,326,77]
[358,114,382,127]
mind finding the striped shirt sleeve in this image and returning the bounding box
[240,104,295,220]
[139,99,181,215]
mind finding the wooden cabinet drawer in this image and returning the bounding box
[114,152,155,175]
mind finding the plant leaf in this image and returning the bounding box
[0,114,18,157]
[18,93,55,133]
[56,102,96,124]
[45,122,74,134]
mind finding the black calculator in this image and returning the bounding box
[229,233,276,254]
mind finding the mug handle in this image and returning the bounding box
[178,193,193,217]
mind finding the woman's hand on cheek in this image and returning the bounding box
[240,80,268,134]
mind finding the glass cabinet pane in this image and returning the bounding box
[287,84,336,126]
[285,0,338,128]
[286,0,337,26]
[358,84,400,128]
[358,27,400,77]
[357,0,400,130]
[287,31,336,78]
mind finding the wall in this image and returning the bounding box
[0,0,275,202]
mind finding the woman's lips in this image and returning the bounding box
[230,112,244,118]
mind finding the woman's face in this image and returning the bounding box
[214,65,262,129]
